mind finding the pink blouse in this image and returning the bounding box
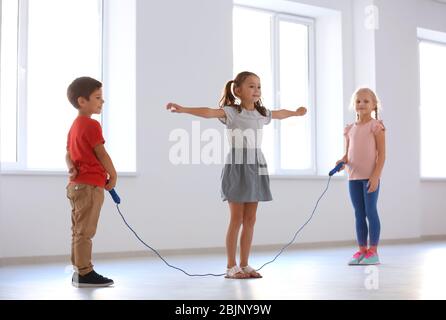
[344,119,385,180]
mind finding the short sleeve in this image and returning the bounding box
[371,120,385,134]
[343,124,353,137]
[218,106,235,125]
[263,109,272,125]
[86,120,105,148]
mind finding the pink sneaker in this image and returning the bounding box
[348,251,366,265]
[359,251,380,265]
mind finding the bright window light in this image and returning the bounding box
[233,6,314,174]
[419,40,446,178]
[0,0,19,164]
[233,7,275,169]
[0,0,136,173]
[26,0,102,170]
[279,20,311,170]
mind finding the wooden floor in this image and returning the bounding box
[1,240,446,300]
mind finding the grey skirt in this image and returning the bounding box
[221,163,273,203]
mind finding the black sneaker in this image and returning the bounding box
[72,270,114,288]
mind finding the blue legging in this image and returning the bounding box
[348,179,381,247]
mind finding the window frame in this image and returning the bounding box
[0,0,106,173]
[418,37,446,180]
[274,13,316,176]
[234,5,317,176]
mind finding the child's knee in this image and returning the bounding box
[243,215,256,226]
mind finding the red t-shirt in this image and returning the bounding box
[67,116,107,187]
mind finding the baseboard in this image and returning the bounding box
[1,235,445,266]
[420,234,446,241]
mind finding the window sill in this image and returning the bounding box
[269,174,346,180]
[420,177,446,182]
[0,170,137,177]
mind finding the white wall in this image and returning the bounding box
[1,0,445,259]
[373,0,446,238]
[374,0,422,239]
[353,0,376,88]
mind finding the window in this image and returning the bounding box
[0,0,136,173]
[233,6,315,175]
[419,39,446,178]
[0,0,19,164]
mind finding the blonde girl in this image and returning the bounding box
[336,88,386,265]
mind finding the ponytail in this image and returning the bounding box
[219,80,236,108]
[357,107,379,120]
[254,100,267,117]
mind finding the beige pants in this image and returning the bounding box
[66,184,104,276]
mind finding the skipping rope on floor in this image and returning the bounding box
[109,162,345,277]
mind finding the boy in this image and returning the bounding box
[66,77,117,287]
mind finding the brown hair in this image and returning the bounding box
[219,71,267,117]
[67,76,102,109]
[351,87,381,120]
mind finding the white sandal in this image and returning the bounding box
[225,266,249,279]
[241,265,262,278]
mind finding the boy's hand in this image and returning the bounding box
[295,106,307,116]
[166,102,185,113]
[367,176,379,193]
[105,177,117,191]
[68,167,78,180]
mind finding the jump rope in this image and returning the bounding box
[108,162,345,277]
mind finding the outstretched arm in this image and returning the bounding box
[271,106,307,120]
[166,102,226,119]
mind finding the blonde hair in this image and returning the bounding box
[350,87,381,120]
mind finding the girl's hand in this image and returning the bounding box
[336,155,348,171]
[367,176,380,193]
[166,102,185,113]
[335,159,346,171]
[68,167,78,180]
[295,106,307,116]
